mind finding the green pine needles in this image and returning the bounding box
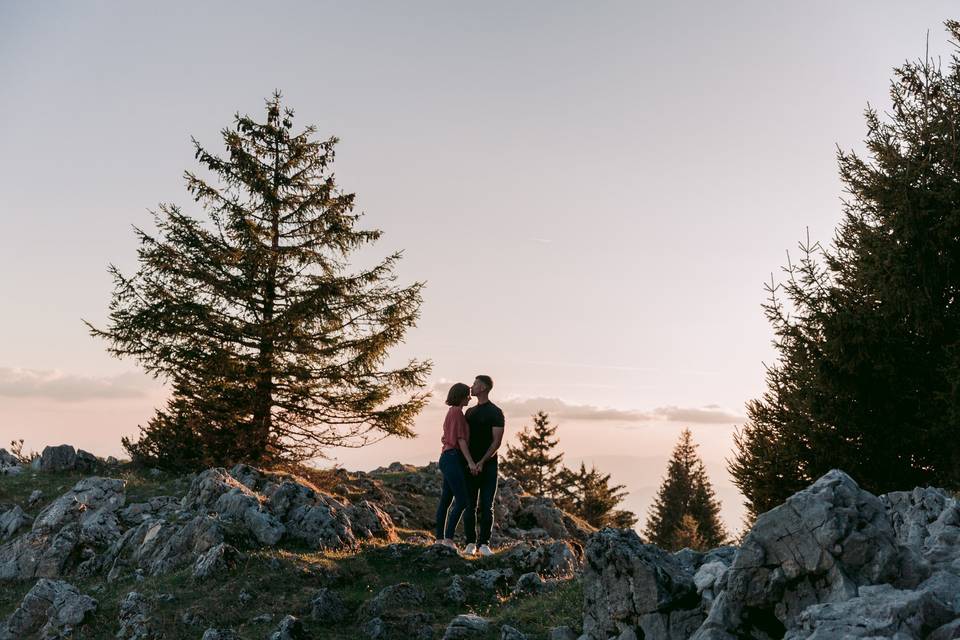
[730,22,960,522]
[87,92,431,469]
[644,429,727,551]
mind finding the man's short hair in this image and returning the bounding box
[475,375,493,391]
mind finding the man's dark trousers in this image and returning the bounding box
[464,457,498,545]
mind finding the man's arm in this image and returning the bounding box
[478,427,505,465]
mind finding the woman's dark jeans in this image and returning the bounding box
[435,448,469,540]
[464,457,498,545]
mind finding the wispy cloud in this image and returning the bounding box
[495,396,743,425]
[0,368,159,402]
[651,405,743,424]
[498,397,650,421]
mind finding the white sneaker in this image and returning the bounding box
[440,538,457,550]
[478,544,494,557]
[464,543,477,555]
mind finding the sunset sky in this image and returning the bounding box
[2,1,957,533]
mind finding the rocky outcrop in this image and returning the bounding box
[582,469,960,640]
[0,578,97,639]
[0,477,125,581]
[34,444,100,473]
[0,449,22,475]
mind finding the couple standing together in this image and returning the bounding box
[435,374,505,556]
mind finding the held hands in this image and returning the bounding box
[469,461,483,475]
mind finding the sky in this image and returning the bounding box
[1,1,958,533]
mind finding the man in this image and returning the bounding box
[463,374,505,556]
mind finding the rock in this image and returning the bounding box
[445,575,467,604]
[201,630,240,640]
[694,470,903,640]
[549,627,579,640]
[362,583,426,618]
[513,496,594,543]
[37,444,78,472]
[192,542,241,580]
[504,540,580,578]
[443,614,490,639]
[28,490,43,507]
[0,578,97,639]
[0,448,23,475]
[500,625,527,640]
[184,468,285,546]
[309,587,347,623]
[513,571,546,595]
[345,500,398,541]
[581,528,704,640]
[269,615,307,640]
[74,449,99,473]
[0,477,125,581]
[0,506,31,540]
[116,591,158,640]
[119,496,180,527]
[103,513,225,581]
[468,567,513,591]
[882,485,960,571]
[363,612,434,639]
[693,560,729,603]
[783,581,957,639]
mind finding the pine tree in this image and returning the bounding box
[730,22,960,521]
[87,93,431,468]
[557,462,638,529]
[644,429,727,551]
[500,411,565,497]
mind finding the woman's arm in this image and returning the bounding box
[458,438,477,471]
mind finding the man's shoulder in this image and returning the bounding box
[487,402,505,419]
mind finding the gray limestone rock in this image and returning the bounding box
[0,578,97,639]
[192,542,241,581]
[38,444,78,472]
[309,588,347,623]
[443,614,490,639]
[581,528,705,640]
[115,591,159,640]
[362,583,426,618]
[268,615,307,640]
[693,470,903,640]
[500,625,528,640]
[0,505,31,540]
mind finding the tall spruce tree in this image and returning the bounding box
[500,411,565,496]
[557,462,638,529]
[644,429,727,551]
[87,93,431,468]
[730,22,960,521]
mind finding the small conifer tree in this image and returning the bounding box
[644,429,727,550]
[500,411,565,497]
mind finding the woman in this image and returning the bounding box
[435,382,478,549]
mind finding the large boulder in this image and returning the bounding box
[0,449,21,475]
[103,513,225,581]
[581,528,709,640]
[35,444,99,473]
[0,578,97,639]
[0,477,125,581]
[783,573,960,639]
[183,468,285,546]
[693,470,903,639]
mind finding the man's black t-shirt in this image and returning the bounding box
[466,401,506,461]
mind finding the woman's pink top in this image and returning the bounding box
[441,406,470,453]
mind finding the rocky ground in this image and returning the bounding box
[0,446,589,639]
[2,446,959,639]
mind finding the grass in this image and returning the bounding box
[0,467,586,639]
